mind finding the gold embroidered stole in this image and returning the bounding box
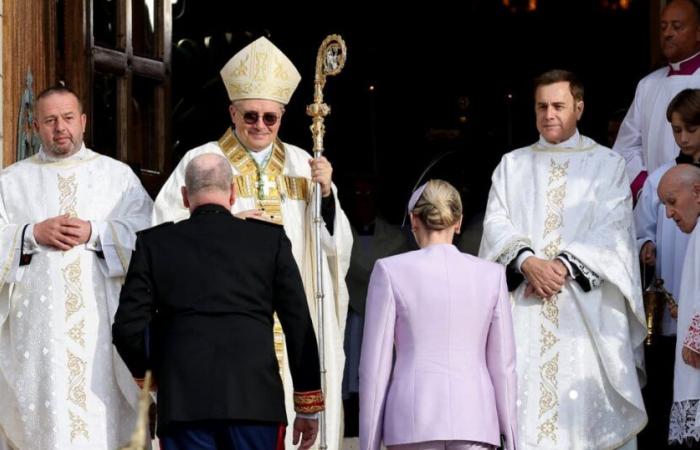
[218,128,310,225]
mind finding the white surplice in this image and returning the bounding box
[634,161,689,336]
[479,134,647,450]
[613,64,700,183]
[0,146,153,450]
[669,225,700,444]
[153,130,352,450]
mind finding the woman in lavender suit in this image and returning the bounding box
[359,180,517,450]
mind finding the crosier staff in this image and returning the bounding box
[306,34,346,450]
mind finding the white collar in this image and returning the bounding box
[538,129,581,148]
[248,143,273,165]
[37,143,88,162]
[669,50,700,71]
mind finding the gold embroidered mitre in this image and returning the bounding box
[220,36,301,105]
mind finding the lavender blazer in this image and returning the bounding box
[359,243,517,450]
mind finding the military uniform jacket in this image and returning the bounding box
[112,204,322,430]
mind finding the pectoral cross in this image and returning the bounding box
[258,174,277,199]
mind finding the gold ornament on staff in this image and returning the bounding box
[306,34,346,450]
[307,35,347,153]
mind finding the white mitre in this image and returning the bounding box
[219,36,301,105]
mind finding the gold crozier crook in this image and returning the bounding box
[306,34,347,450]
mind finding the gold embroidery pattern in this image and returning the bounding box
[219,128,298,224]
[541,236,562,260]
[542,159,568,239]
[274,59,289,80]
[540,325,559,356]
[548,160,570,185]
[537,412,558,445]
[67,350,87,410]
[234,174,310,202]
[58,174,78,217]
[277,175,311,202]
[69,410,89,442]
[63,258,84,321]
[68,319,86,348]
[538,354,560,441]
[536,158,568,445]
[543,184,566,238]
[294,389,325,414]
[253,52,268,81]
[232,54,248,77]
[542,299,559,328]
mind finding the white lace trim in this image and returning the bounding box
[496,238,532,266]
[561,251,603,288]
[669,399,700,444]
[684,314,700,354]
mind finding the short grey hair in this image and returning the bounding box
[677,163,700,186]
[184,154,233,195]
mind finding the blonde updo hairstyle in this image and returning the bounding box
[411,180,462,231]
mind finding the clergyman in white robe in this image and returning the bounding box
[153,129,352,450]
[0,145,153,449]
[480,130,647,450]
[657,164,700,445]
[669,223,700,444]
[613,51,700,186]
[635,159,692,336]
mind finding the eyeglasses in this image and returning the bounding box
[242,111,280,127]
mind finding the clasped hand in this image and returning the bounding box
[33,214,91,251]
[521,256,568,299]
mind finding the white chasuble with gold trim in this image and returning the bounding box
[479,136,647,450]
[153,130,353,450]
[0,147,153,450]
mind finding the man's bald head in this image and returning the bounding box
[658,164,700,233]
[182,154,235,211]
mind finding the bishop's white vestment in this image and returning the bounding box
[0,146,153,449]
[153,129,352,450]
[479,134,647,450]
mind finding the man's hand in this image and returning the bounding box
[34,214,91,250]
[309,156,333,197]
[640,241,656,266]
[292,417,319,449]
[233,209,264,220]
[682,346,700,369]
[65,217,92,244]
[669,303,679,320]
[521,256,567,299]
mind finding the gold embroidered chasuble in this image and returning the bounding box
[479,135,648,450]
[0,147,153,449]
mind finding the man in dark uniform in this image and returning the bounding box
[112,153,323,450]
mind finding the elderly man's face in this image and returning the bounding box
[535,81,583,145]
[34,92,87,158]
[229,99,284,151]
[660,0,700,63]
[658,179,700,233]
